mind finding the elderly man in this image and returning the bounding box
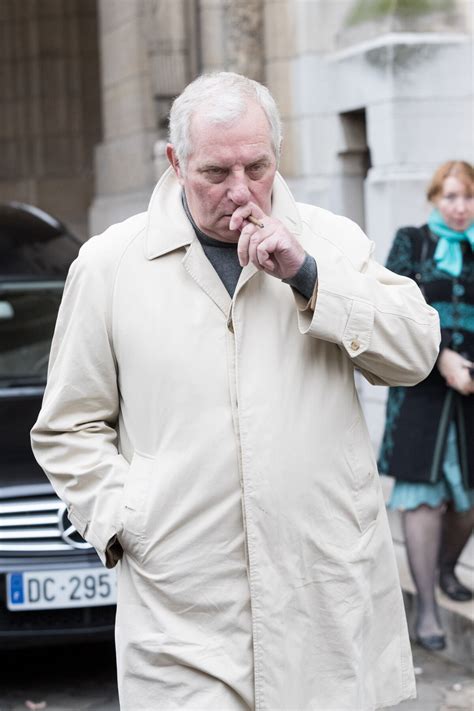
[32,72,440,710]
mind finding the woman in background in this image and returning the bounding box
[379,160,474,651]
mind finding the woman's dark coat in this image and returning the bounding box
[379,225,474,488]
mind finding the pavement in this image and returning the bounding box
[0,638,473,711]
[388,645,474,710]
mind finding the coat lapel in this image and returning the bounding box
[182,240,231,316]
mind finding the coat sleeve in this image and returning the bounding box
[294,224,441,387]
[30,242,127,568]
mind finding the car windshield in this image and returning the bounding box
[0,281,64,386]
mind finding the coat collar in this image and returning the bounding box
[144,167,303,260]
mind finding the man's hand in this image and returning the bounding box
[230,202,306,280]
[437,348,474,395]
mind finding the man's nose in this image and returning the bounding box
[227,175,251,205]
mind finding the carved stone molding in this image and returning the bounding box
[223,0,264,81]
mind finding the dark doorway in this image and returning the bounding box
[337,108,371,231]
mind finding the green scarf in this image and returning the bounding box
[429,209,474,277]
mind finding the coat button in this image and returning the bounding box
[350,339,360,351]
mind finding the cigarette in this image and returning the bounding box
[247,215,264,229]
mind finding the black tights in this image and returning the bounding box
[402,504,474,637]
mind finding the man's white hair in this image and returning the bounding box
[168,72,282,171]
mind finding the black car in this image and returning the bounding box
[0,203,116,647]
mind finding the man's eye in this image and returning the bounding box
[247,164,266,178]
[204,168,227,182]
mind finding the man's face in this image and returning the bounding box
[167,102,277,243]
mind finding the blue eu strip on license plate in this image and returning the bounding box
[6,568,117,611]
[9,573,25,605]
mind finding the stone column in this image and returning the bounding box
[146,0,200,180]
[89,0,157,235]
[90,0,202,234]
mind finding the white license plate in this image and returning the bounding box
[7,568,117,611]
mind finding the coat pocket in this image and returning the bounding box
[120,451,155,545]
[343,417,379,533]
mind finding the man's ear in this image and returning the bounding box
[166,144,184,183]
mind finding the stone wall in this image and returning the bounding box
[0,0,101,240]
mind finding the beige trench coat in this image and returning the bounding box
[31,169,440,711]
